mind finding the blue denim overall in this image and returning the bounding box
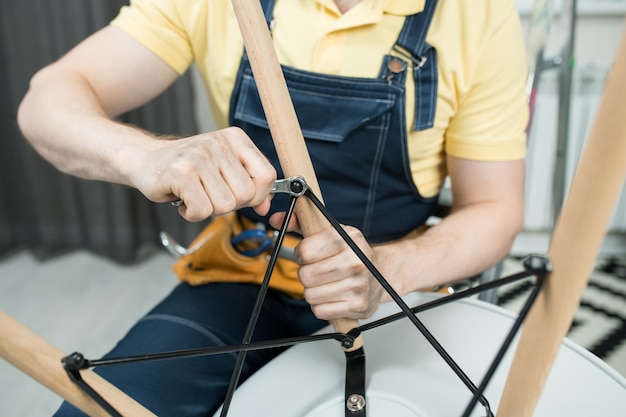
[53,2,440,417]
[233,0,440,243]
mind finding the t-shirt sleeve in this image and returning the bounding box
[110,0,193,75]
[445,1,529,161]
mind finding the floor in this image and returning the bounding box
[496,255,626,377]
[0,249,177,417]
[0,248,624,417]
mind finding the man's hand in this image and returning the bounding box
[132,127,276,222]
[293,224,384,321]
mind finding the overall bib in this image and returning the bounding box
[232,0,440,244]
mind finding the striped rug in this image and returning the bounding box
[497,255,626,378]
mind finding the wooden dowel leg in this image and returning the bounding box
[497,26,626,416]
[0,310,156,417]
[230,0,362,348]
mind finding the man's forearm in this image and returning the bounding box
[374,202,523,297]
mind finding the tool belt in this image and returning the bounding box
[172,212,305,299]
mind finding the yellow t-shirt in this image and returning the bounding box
[111,0,528,198]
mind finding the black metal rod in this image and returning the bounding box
[358,269,534,334]
[63,366,124,417]
[219,195,299,417]
[87,332,346,368]
[460,271,547,417]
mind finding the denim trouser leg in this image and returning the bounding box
[53,282,326,417]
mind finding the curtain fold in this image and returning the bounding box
[0,0,206,262]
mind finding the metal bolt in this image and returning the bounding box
[346,394,366,412]
[523,254,552,274]
[289,179,304,195]
[342,338,354,349]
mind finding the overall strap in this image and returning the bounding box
[396,0,438,55]
[258,0,276,24]
[395,0,439,131]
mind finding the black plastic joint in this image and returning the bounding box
[522,254,552,275]
[289,179,305,195]
[341,337,354,349]
[62,352,89,372]
[341,328,362,349]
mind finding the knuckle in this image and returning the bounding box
[294,243,310,264]
[225,125,246,138]
[201,130,230,152]
[352,279,369,298]
[208,135,231,155]
[170,159,198,178]
[212,196,237,215]
[353,300,368,314]
[347,261,368,277]
[239,181,257,203]
[309,304,324,320]
[346,226,365,242]
[350,297,372,318]
[258,165,277,183]
[181,196,215,221]
[297,266,312,285]
[222,126,252,147]
[183,208,212,223]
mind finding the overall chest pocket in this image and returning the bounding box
[232,67,397,144]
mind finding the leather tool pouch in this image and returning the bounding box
[172,212,304,299]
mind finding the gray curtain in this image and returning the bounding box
[0,0,206,262]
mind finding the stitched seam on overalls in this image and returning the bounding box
[237,74,254,124]
[413,48,437,131]
[424,52,437,128]
[288,87,395,104]
[140,314,240,363]
[283,69,373,86]
[363,106,392,237]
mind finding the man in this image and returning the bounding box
[18,0,528,415]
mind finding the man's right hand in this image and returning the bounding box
[132,127,276,222]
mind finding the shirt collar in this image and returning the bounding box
[316,0,424,17]
[382,0,424,16]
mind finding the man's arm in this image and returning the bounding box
[376,156,525,295]
[18,26,178,180]
[291,156,525,320]
[18,26,276,221]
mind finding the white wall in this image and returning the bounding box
[514,1,626,255]
[516,0,625,63]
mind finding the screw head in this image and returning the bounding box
[346,394,366,412]
[290,180,304,194]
